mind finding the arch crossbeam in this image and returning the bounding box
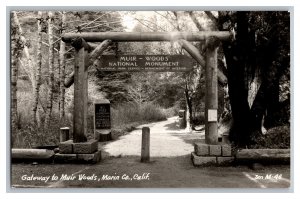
[62,31,233,42]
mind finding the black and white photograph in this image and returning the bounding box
[9,10,291,189]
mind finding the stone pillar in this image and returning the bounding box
[205,37,219,144]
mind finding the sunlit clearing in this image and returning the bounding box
[122,15,136,32]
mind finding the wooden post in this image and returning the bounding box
[60,127,70,142]
[178,110,186,129]
[205,37,219,144]
[72,38,89,143]
[141,127,150,162]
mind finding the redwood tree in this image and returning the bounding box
[11,12,25,133]
[217,11,290,147]
[59,11,66,121]
[44,11,55,129]
[32,11,43,126]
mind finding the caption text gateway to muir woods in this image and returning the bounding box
[21,173,151,183]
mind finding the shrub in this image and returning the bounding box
[111,102,166,128]
[12,114,72,148]
[140,103,167,122]
[192,112,205,125]
[161,105,180,118]
[249,125,290,149]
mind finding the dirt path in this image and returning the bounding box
[102,117,204,157]
[11,117,291,189]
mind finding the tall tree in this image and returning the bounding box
[12,12,36,88]
[225,12,252,146]
[32,11,43,126]
[217,11,290,146]
[59,11,66,121]
[11,12,25,133]
[44,11,55,129]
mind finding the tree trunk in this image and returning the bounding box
[44,11,54,129]
[12,149,54,160]
[59,11,66,121]
[236,149,290,164]
[11,12,24,134]
[12,11,37,128]
[12,13,36,87]
[248,17,282,132]
[185,85,193,132]
[33,11,43,126]
[220,12,252,147]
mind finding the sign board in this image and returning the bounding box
[94,101,111,129]
[208,109,217,122]
[96,55,196,72]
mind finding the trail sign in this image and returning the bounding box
[96,55,196,72]
[94,100,111,130]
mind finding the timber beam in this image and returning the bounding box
[178,39,205,66]
[178,39,227,84]
[71,37,92,51]
[64,39,112,88]
[62,31,233,42]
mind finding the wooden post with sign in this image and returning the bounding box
[205,37,219,145]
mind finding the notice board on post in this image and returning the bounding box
[94,99,111,130]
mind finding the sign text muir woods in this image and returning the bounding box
[97,55,196,72]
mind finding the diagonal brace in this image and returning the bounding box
[64,39,112,88]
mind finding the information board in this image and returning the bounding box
[94,103,111,129]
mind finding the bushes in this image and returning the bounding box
[12,115,72,148]
[12,92,72,148]
[111,102,167,128]
[192,112,205,125]
[161,105,180,118]
[12,99,167,148]
[249,125,290,149]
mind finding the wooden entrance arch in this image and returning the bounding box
[61,31,233,144]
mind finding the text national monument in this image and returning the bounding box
[96,55,197,72]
